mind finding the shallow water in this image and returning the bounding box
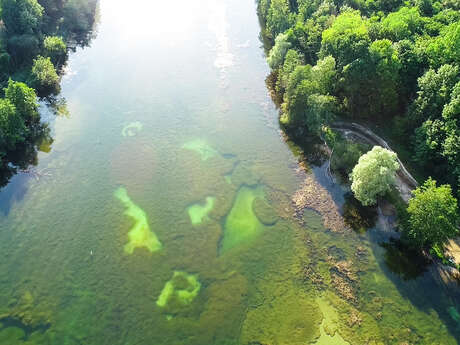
[0,0,459,344]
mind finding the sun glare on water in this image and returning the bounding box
[102,0,210,40]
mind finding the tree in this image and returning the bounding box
[405,178,459,248]
[426,21,460,67]
[7,34,40,65]
[368,39,401,114]
[266,0,292,38]
[0,98,26,151]
[281,56,337,131]
[380,7,423,41]
[267,32,292,69]
[276,48,303,93]
[350,146,400,206]
[29,55,60,96]
[1,0,44,35]
[43,36,67,66]
[320,10,370,69]
[4,79,40,125]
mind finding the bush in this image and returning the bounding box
[43,36,67,66]
[29,56,60,96]
[331,139,370,176]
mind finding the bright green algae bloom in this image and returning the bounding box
[187,196,216,225]
[156,271,201,308]
[121,121,143,137]
[314,297,350,345]
[114,187,162,254]
[182,139,218,161]
[221,186,265,253]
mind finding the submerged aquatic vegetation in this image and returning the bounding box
[121,121,143,137]
[110,138,157,194]
[220,186,265,253]
[241,281,322,345]
[114,187,162,254]
[252,197,278,226]
[229,163,259,188]
[187,197,216,225]
[314,297,350,345]
[156,271,201,312]
[182,139,219,161]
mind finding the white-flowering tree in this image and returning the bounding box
[350,146,400,206]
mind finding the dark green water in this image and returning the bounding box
[0,0,459,344]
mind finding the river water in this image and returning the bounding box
[0,0,459,344]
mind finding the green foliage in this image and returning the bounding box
[331,139,370,175]
[426,21,460,67]
[410,65,460,191]
[7,33,40,65]
[276,48,303,93]
[380,7,423,41]
[61,0,98,45]
[267,32,292,69]
[281,56,338,132]
[320,10,370,68]
[0,80,42,185]
[0,0,97,188]
[43,36,67,65]
[368,39,401,113]
[405,178,459,248]
[29,55,60,96]
[266,0,293,38]
[0,98,26,150]
[1,0,44,35]
[256,0,460,201]
[350,146,400,206]
[4,79,39,124]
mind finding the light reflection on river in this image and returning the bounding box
[0,0,459,344]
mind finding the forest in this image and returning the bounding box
[0,0,98,187]
[257,0,459,252]
[257,0,459,196]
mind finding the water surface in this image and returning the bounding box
[0,0,459,344]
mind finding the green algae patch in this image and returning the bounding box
[156,271,201,312]
[182,139,218,161]
[121,121,143,137]
[114,187,162,254]
[220,186,265,253]
[314,297,350,345]
[252,197,278,226]
[187,197,216,225]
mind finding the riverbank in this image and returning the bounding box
[328,121,460,277]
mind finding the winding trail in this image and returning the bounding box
[331,121,418,202]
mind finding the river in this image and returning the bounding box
[0,0,459,344]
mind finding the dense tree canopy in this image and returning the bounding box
[257,0,460,200]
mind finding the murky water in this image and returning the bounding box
[0,0,459,344]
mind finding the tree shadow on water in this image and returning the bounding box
[373,234,460,341]
[0,124,53,215]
